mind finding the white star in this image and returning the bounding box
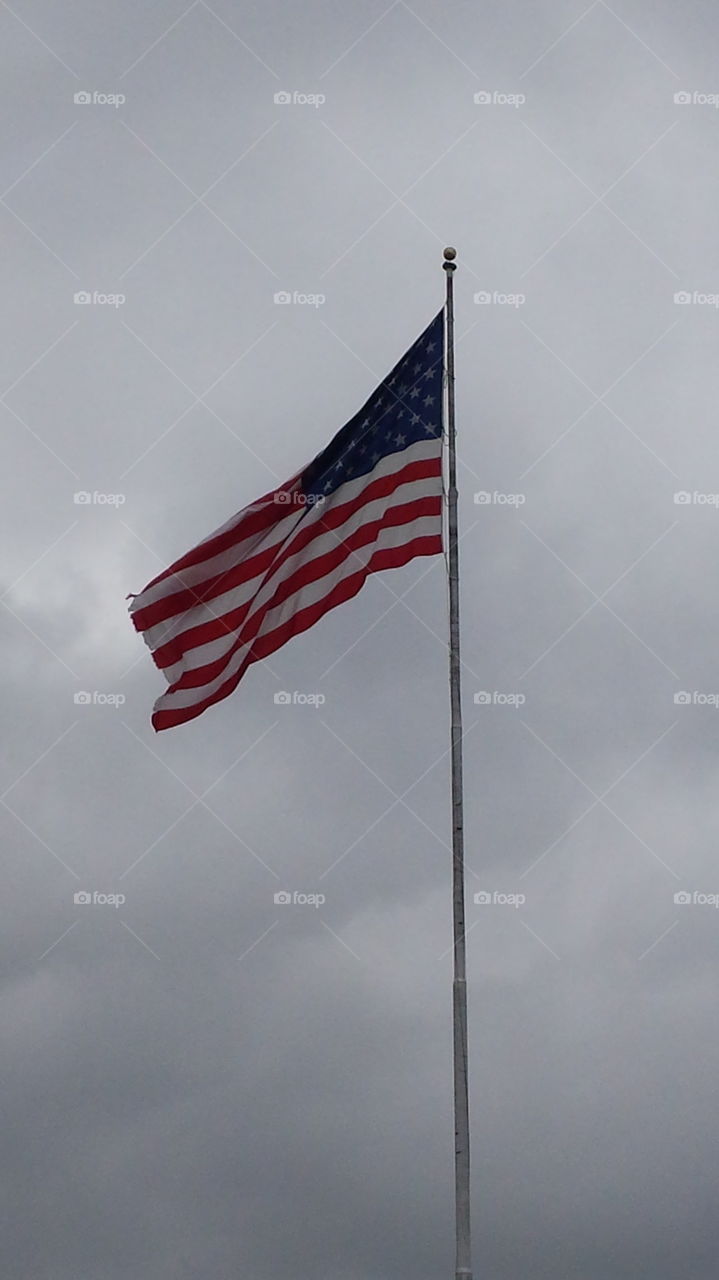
[426,340,436,352]
[423,394,435,407]
[423,368,433,379]
[371,451,380,463]
[334,459,344,470]
[410,413,420,426]
[423,421,436,434]
[409,387,419,399]
[394,432,406,446]
[397,407,406,418]
[413,362,422,374]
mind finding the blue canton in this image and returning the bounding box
[302,311,444,500]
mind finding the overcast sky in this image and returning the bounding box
[4,1,719,1276]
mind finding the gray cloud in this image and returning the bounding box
[3,0,719,1276]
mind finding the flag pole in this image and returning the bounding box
[443,245,472,1280]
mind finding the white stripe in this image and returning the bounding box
[138,508,302,652]
[130,500,294,613]
[154,510,441,713]
[133,439,440,617]
[139,438,442,655]
[159,472,442,679]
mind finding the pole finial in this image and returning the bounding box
[443,246,457,272]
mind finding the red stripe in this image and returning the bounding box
[150,599,254,674]
[140,487,286,593]
[152,533,442,730]
[132,537,282,635]
[134,456,441,640]
[170,495,441,690]
[150,483,440,671]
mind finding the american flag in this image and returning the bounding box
[130,310,445,731]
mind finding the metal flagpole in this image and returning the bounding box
[443,246,472,1280]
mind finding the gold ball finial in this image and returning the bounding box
[443,246,457,261]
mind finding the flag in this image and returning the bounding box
[130,310,445,731]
